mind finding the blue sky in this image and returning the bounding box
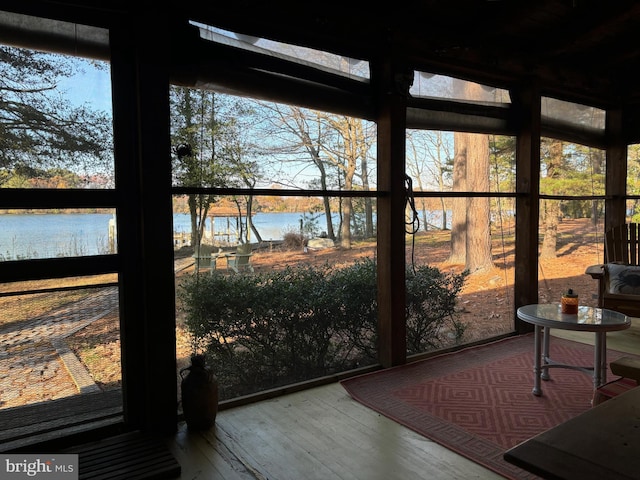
[58,58,113,114]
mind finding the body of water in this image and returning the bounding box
[0,212,314,260]
[0,213,116,260]
[0,209,453,260]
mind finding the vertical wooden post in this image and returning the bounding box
[606,108,626,233]
[372,52,408,367]
[111,12,177,434]
[513,83,541,333]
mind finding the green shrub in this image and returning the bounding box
[178,258,467,399]
[405,264,468,354]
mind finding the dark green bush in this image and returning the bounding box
[405,264,468,354]
[178,258,468,399]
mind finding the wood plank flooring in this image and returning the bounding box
[167,324,640,480]
[550,316,640,356]
[168,382,504,480]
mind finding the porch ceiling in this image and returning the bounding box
[4,1,640,108]
[184,0,640,109]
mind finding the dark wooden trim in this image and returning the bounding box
[373,54,408,368]
[109,23,143,435]
[605,108,627,232]
[0,1,122,31]
[406,106,512,135]
[111,14,178,436]
[135,14,179,436]
[0,282,118,298]
[513,83,541,334]
[0,390,123,452]
[541,121,606,150]
[64,431,181,480]
[171,187,380,198]
[216,365,383,411]
[412,191,516,198]
[0,189,117,209]
[170,25,373,121]
[0,256,117,283]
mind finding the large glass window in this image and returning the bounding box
[0,208,117,260]
[0,46,114,188]
[171,83,379,400]
[0,278,119,406]
[538,138,605,309]
[411,71,511,104]
[194,23,370,81]
[406,127,517,354]
[627,144,640,198]
[541,97,605,131]
[0,28,121,444]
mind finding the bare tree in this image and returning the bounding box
[406,130,453,231]
[279,105,337,240]
[256,103,374,246]
[171,89,254,249]
[222,114,263,244]
[171,88,220,249]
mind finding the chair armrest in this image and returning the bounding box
[610,356,640,383]
[585,264,605,279]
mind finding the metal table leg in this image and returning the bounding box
[594,332,607,388]
[533,325,543,396]
[542,326,551,381]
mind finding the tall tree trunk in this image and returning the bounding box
[420,198,429,231]
[246,195,262,243]
[315,157,335,240]
[341,197,352,248]
[338,117,359,248]
[322,195,335,240]
[540,139,563,258]
[440,198,448,230]
[448,81,494,271]
[465,133,492,272]
[591,149,604,225]
[189,194,198,248]
[540,199,559,258]
[361,154,374,238]
[448,131,467,264]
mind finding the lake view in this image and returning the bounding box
[0,210,449,260]
[0,212,312,260]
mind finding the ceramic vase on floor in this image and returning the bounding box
[180,354,219,430]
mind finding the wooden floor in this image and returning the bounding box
[166,323,640,480]
[168,381,504,480]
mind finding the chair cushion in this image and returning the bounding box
[606,264,640,294]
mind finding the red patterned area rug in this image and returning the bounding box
[341,334,636,480]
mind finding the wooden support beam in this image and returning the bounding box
[373,53,408,367]
[606,108,627,232]
[513,83,541,333]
